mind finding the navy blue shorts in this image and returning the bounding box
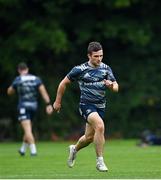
[79,103,105,121]
[17,106,36,121]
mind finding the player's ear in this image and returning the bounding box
[87,53,91,59]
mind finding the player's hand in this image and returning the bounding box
[53,101,61,113]
[104,79,113,89]
[46,105,53,115]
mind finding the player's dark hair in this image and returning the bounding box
[87,41,102,54]
[18,62,28,70]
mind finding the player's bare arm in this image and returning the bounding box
[53,76,71,113]
[104,80,119,92]
[7,86,15,95]
[38,84,53,115]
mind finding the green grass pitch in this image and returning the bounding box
[0,140,161,179]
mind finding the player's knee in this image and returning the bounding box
[25,132,34,141]
[95,124,104,133]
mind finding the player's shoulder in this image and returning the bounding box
[100,62,110,69]
[28,73,37,78]
[15,75,20,80]
[29,74,42,82]
[13,76,21,83]
[74,61,88,71]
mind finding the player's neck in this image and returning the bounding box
[88,61,99,68]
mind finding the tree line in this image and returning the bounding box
[0,0,161,140]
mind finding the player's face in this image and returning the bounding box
[88,50,103,67]
[18,68,29,75]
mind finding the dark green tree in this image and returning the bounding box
[0,0,161,140]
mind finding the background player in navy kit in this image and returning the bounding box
[53,41,119,172]
[7,62,53,156]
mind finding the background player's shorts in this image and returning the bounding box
[17,106,36,121]
[79,103,105,121]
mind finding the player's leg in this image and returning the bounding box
[20,120,37,155]
[87,112,108,172]
[75,123,94,151]
[67,123,94,168]
[19,137,28,156]
[21,120,34,143]
[74,103,96,151]
[88,112,105,157]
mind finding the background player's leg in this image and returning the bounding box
[20,120,37,155]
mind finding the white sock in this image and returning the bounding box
[20,142,28,153]
[73,145,77,152]
[97,156,104,162]
[29,144,37,154]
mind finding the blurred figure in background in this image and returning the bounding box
[53,41,119,172]
[7,62,53,156]
[137,129,161,147]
